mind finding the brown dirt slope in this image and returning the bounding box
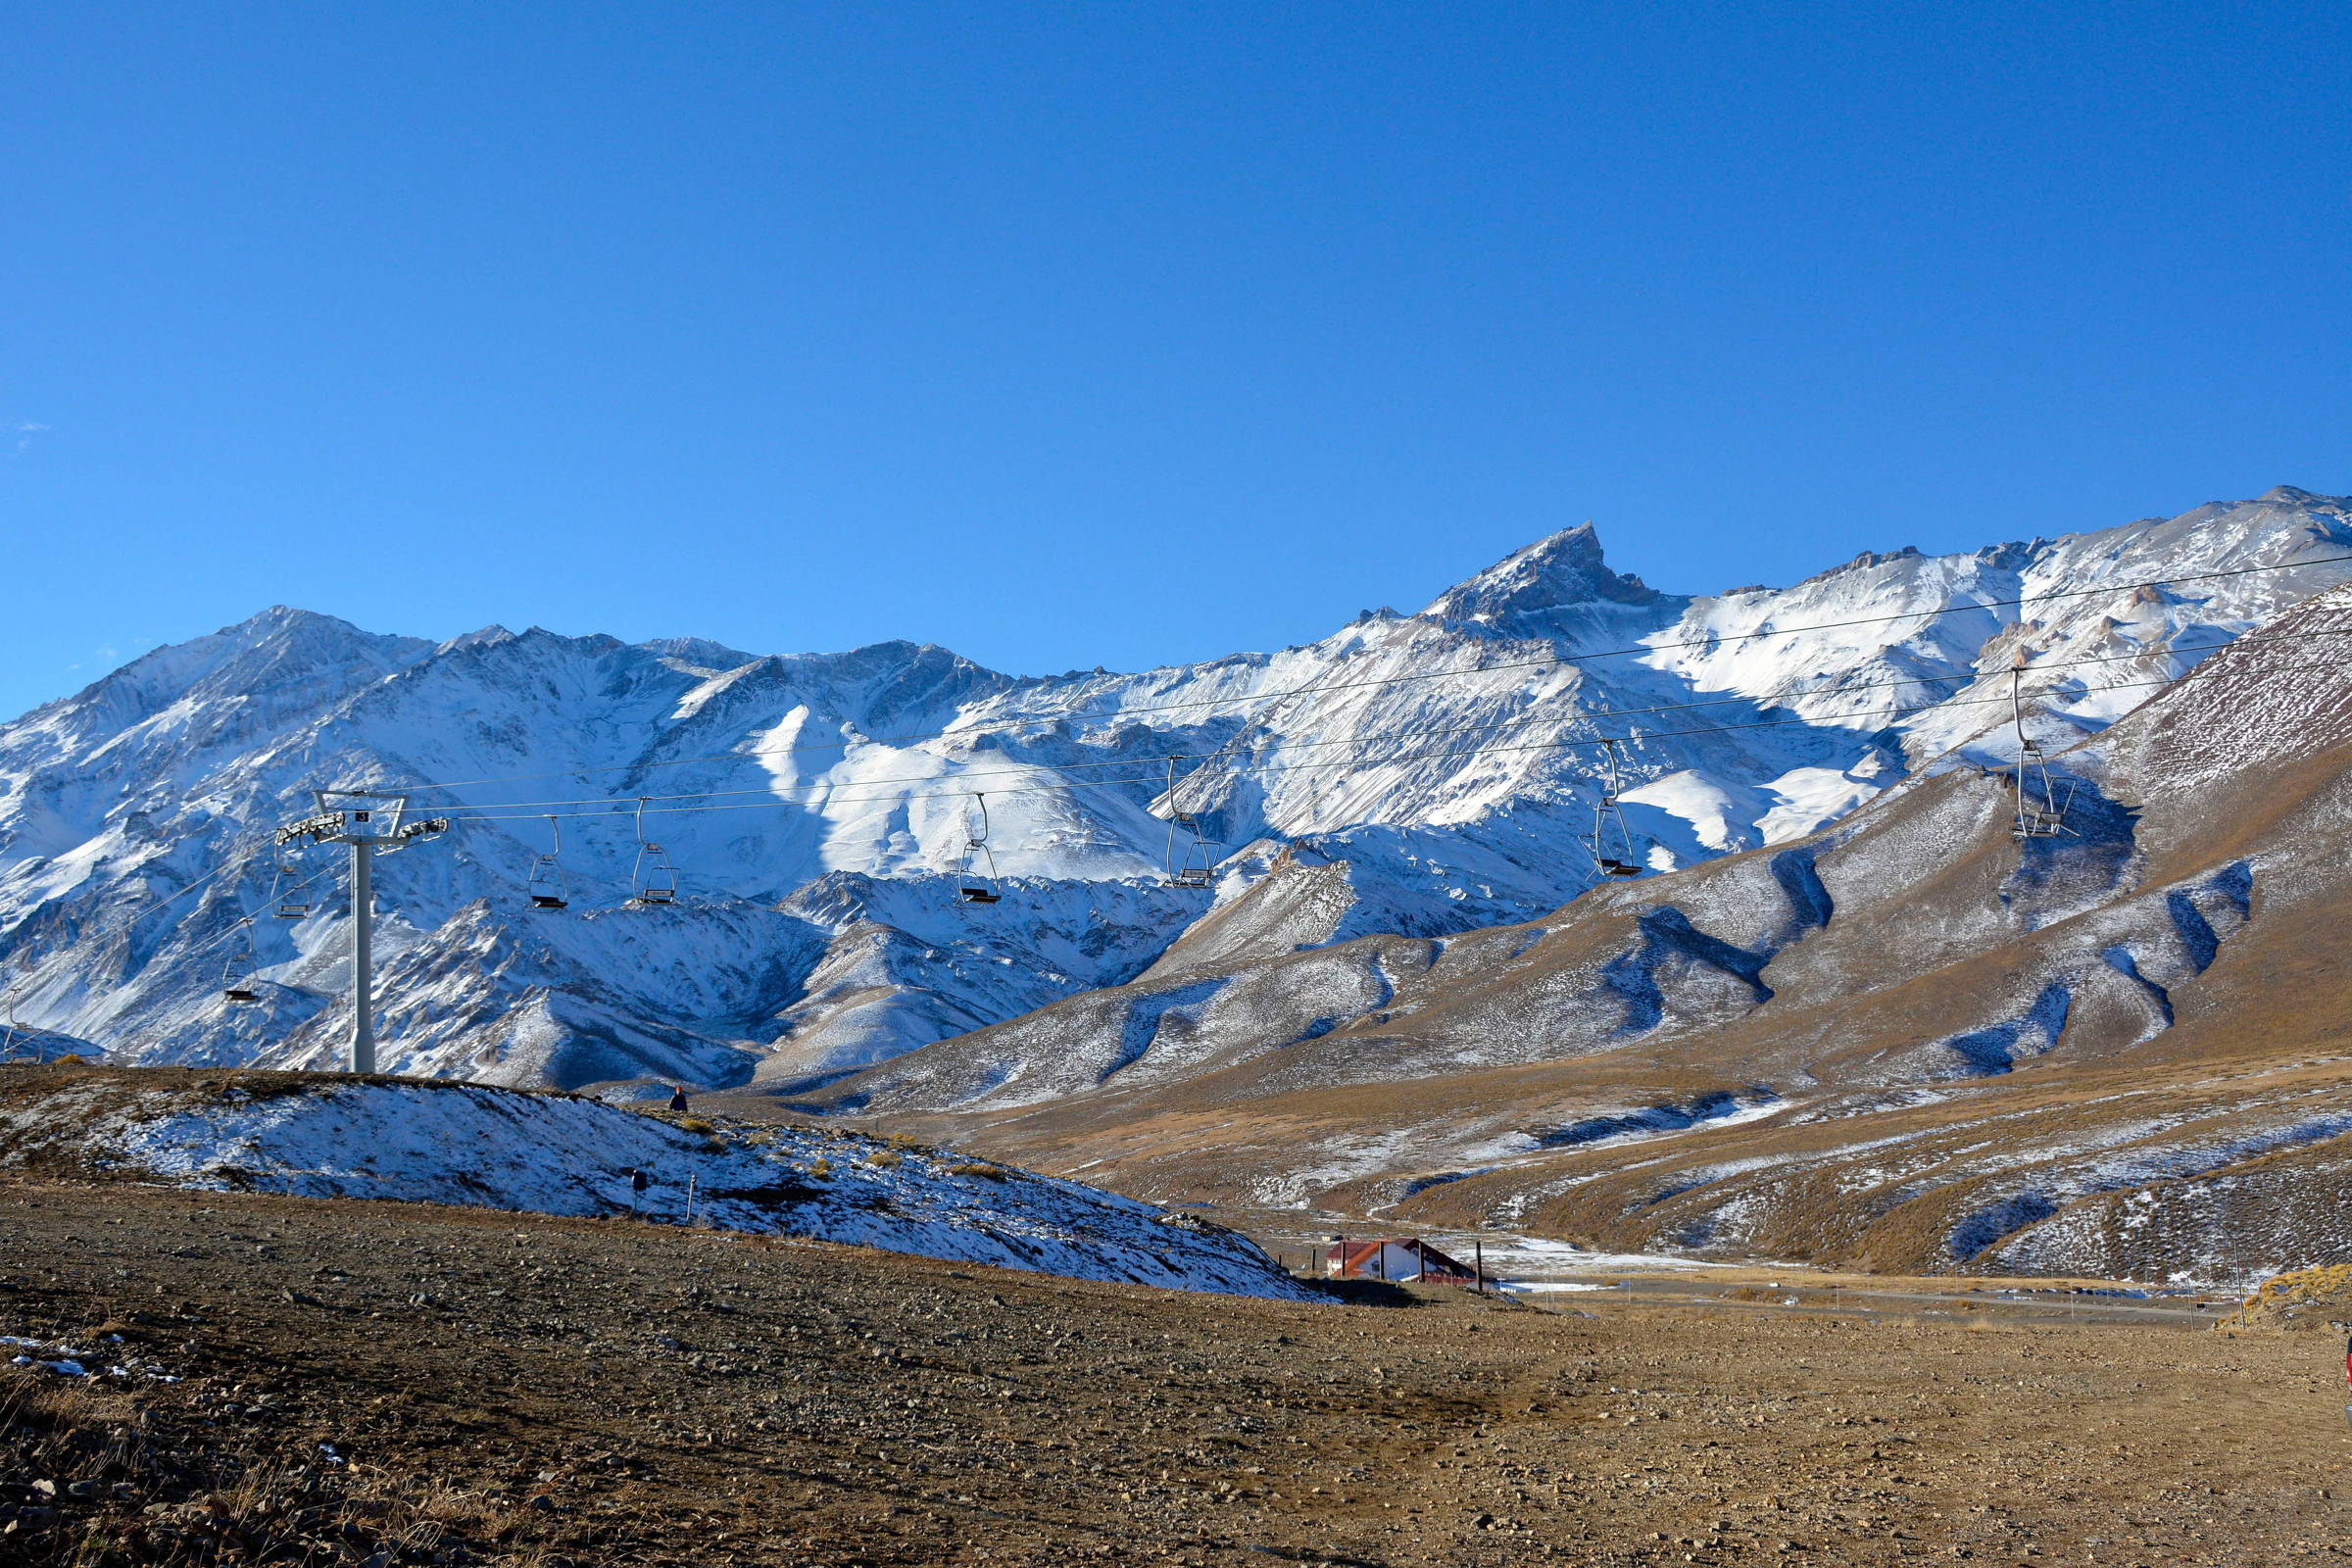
[7,1180,2352,1567]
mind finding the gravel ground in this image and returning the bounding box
[2,1180,2348,1567]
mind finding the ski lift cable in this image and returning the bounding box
[1148,637,1416,883]
[87,640,2321,935]
[0,843,291,1027]
[0,847,285,1032]
[377,552,2352,797]
[407,633,1404,818]
[1168,636,1384,806]
[51,636,2290,973]
[94,855,352,1007]
[400,631,2278,818]
[401,652,2348,829]
[404,629,2335,823]
[408,662,2269,831]
[410,621,2345,822]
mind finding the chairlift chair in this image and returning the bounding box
[958,794,1004,905]
[625,799,679,907]
[0,1016,59,1065]
[1589,741,1646,879]
[2007,664,2078,842]
[221,929,263,1004]
[268,856,312,920]
[1159,758,1219,889]
[526,815,570,910]
[629,846,678,906]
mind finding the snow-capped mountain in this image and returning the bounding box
[808,566,2352,1283]
[1,486,2346,1092]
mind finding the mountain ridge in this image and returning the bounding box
[2,487,2349,1114]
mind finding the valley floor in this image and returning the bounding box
[1,1182,2345,1567]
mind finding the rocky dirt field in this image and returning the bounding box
[2,1181,2348,1568]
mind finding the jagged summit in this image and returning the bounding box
[638,635,762,671]
[436,624,517,654]
[1418,523,1671,634]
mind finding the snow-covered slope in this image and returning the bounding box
[0,1068,1313,1298]
[0,487,2347,1089]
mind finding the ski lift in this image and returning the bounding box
[1160,757,1217,890]
[1590,738,1645,878]
[2007,663,2077,841]
[959,794,1003,905]
[268,854,311,919]
[626,799,677,907]
[221,925,263,1004]
[527,815,570,910]
[0,984,46,1063]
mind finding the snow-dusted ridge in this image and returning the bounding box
[1,487,2349,1089]
[0,1071,1316,1300]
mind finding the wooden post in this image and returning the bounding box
[1475,1238,1485,1295]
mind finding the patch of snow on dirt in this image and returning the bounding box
[1441,1234,1756,1274]
[80,1078,1316,1300]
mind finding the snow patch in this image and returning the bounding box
[62,1078,1316,1299]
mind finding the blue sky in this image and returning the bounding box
[4,2,2347,716]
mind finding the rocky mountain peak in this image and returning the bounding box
[1419,524,1668,633]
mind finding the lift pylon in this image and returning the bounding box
[275,790,450,1073]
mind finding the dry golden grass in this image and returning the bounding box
[2230,1262,2352,1332]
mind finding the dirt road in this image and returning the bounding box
[2,1181,2346,1566]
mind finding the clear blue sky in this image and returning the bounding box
[4,2,2347,716]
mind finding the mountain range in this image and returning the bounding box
[8,486,2352,1280]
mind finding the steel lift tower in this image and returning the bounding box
[276,790,448,1074]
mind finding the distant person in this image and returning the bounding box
[629,1167,651,1218]
[668,1085,690,1113]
